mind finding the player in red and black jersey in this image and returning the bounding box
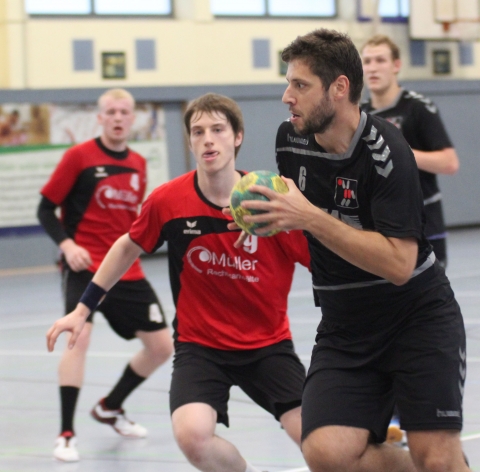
[38,89,173,462]
[230,29,469,472]
[360,34,459,268]
[46,93,310,472]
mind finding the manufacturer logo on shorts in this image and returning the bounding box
[183,220,201,235]
[436,409,460,418]
[335,177,358,209]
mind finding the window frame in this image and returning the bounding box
[357,0,408,24]
[25,0,173,18]
[211,0,337,20]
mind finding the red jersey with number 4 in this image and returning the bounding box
[41,139,146,280]
[129,170,310,350]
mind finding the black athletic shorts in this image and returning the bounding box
[169,340,306,427]
[302,280,466,443]
[63,267,167,340]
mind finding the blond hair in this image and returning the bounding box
[98,88,135,110]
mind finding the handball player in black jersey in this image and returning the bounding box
[361,33,460,448]
[46,93,310,472]
[361,34,459,269]
[229,29,469,472]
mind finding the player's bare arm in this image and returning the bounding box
[413,147,459,175]
[241,177,418,285]
[46,234,143,352]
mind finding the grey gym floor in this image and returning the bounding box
[1,227,480,472]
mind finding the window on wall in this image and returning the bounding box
[25,0,172,15]
[358,0,409,22]
[211,0,336,17]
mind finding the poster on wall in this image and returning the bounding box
[0,103,169,234]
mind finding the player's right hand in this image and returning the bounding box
[46,307,89,352]
[60,239,92,272]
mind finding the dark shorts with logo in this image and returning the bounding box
[63,267,167,340]
[302,281,466,443]
[170,340,306,427]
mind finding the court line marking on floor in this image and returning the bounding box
[280,468,308,472]
[461,432,480,442]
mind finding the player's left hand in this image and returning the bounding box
[46,309,88,352]
[240,177,314,235]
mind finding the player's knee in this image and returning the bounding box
[141,329,173,364]
[411,447,459,472]
[303,427,369,472]
[173,421,211,464]
[302,432,349,472]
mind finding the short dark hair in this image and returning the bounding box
[184,93,244,156]
[361,34,401,61]
[281,28,364,104]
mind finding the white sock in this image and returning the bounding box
[245,462,262,472]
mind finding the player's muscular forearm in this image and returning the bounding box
[302,205,418,285]
[240,179,418,285]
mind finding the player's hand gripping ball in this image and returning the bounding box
[229,170,288,236]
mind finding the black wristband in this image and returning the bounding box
[78,281,107,312]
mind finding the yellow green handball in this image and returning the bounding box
[229,170,288,236]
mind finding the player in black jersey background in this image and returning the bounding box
[230,29,469,472]
[361,34,459,269]
[360,33,461,449]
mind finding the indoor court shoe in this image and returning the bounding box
[53,432,79,462]
[386,416,407,448]
[91,398,148,438]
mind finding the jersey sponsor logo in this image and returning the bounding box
[94,166,108,178]
[183,220,201,235]
[186,244,258,276]
[287,133,309,145]
[335,177,358,209]
[385,116,403,130]
[95,185,139,211]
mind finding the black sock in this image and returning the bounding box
[60,386,80,434]
[103,364,146,410]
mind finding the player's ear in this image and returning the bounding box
[332,75,349,100]
[234,131,243,148]
[393,58,401,75]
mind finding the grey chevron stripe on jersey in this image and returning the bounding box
[362,124,394,178]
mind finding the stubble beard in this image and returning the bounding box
[293,95,335,136]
